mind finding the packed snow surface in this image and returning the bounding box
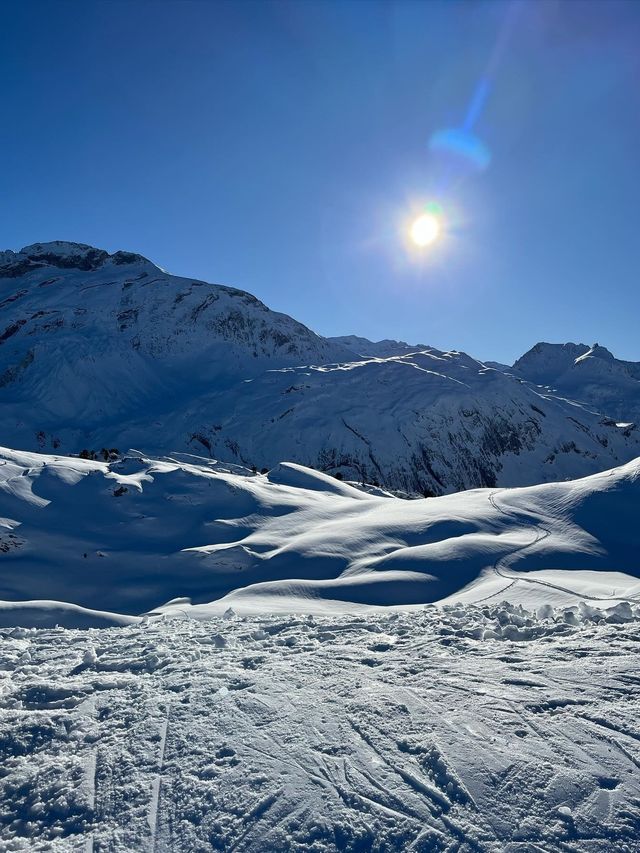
[2,604,640,851]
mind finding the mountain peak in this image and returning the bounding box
[328,335,433,358]
[21,240,103,257]
[512,342,590,381]
[575,343,616,364]
[0,241,152,278]
[513,340,622,378]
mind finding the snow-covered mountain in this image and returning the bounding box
[185,350,640,495]
[0,240,352,424]
[513,341,640,424]
[1,241,639,495]
[327,334,432,358]
[2,255,640,852]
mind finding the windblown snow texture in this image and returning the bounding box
[0,446,638,622]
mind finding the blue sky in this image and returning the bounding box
[2,0,639,364]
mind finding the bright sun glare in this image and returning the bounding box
[410,213,441,247]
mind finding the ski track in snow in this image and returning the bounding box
[1,607,640,852]
[483,485,640,607]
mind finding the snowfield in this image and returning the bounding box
[0,447,639,622]
[1,453,640,851]
[2,604,640,852]
[1,444,639,850]
[2,242,640,851]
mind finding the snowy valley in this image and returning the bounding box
[1,242,640,851]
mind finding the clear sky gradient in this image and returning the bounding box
[2,0,639,364]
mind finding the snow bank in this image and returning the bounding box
[0,600,139,628]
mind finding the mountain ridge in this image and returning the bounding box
[1,240,638,495]
[512,340,640,424]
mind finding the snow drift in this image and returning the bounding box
[0,446,638,626]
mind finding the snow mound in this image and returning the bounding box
[0,446,639,624]
[265,462,372,498]
[0,600,139,628]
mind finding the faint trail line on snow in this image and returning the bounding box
[577,712,640,745]
[83,748,97,853]
[348,719,449,815]
[340,759,424,826]
[227,789,283,852]
[148,707,170,853]
[472,577,518,605]
[484,490,640,604]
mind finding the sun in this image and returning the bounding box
[410,212,441,247]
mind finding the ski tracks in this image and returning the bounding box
[1,611,640,850]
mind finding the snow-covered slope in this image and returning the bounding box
[2,242,639,495]
[1,446,638,624]
[183,350,640,495]
[0,241,352,428]
[513,341,640,425]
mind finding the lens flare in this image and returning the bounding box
[429,128,491,173]
[410,212,441,247]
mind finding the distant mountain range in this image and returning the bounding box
[327,335,432,359]
[512,341,640,425]
[1,241,638,495]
